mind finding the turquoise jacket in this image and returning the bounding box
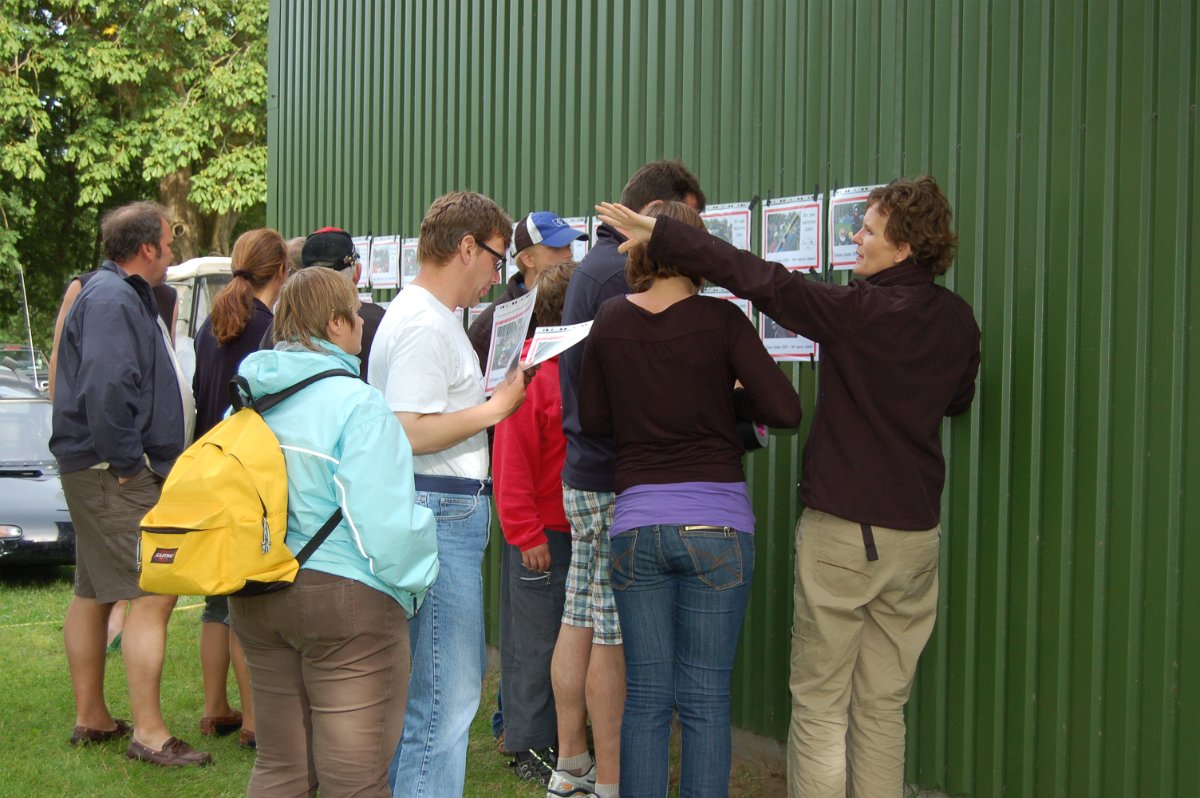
[237,340,438,616]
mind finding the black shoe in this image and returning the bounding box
[512,746,557,786]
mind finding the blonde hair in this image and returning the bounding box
[272,267,358,350]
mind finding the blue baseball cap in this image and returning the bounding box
[513,211,588,254]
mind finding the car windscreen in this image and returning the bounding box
[0,399,54,463]
[2,348,48,372]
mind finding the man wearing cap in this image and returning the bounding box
[289,227,383,382]
[467,211,586,370]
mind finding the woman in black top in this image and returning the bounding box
[192,228,289,748]
[579,202,801,798]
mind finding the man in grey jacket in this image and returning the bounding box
[51,201,210,767]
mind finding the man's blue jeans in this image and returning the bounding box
[389,490,489,798]
[609,525,755,798]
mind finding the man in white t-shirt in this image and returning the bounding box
[370,191,528,798]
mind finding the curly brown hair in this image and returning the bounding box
[624,202,706,293]
[867,176,958,275]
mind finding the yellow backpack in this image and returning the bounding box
[138,369,355,596]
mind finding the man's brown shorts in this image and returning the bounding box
[61,466,163,604]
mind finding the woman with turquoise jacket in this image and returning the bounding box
[228,267,438,797]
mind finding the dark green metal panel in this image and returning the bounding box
[268,1,1199,794]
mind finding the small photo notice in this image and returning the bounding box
[401,238,419,288]
[369,235,400,289]
[351,236,372,288]
[762,195,822,272]
[564,216,591,262]
[700,202,753,251]
[760,314,819,361]
[828,185,882,270]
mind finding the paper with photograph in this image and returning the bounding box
[483,286,538,393]
[760,313,819,361]
[761,195,822,271]
[351,236,372,288]
[468,302,490,330]
[828,185,882,269]
[563,217,591,262]
[369,235,400,288]
[400,238,420,287]
[701,202,753,250]
[524,321,593,368]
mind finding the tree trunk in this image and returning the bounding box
[159,168,201,263]
[207,211,240,256]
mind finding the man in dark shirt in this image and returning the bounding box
[549,160,706,797]
[596,175,981,798]
[52,201,211,767]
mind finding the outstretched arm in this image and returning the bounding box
[597,203,855,343]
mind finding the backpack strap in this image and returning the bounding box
[228,368,357,566]
[228,369,357,414]
[293,507,345,565]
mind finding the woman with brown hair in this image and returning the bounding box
[191,227,289,748]
[579,201,802,797]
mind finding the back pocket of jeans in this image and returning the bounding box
[428,494,479,522]
[608,530,637,591]
[681,529,746,591]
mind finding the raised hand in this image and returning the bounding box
[594,202,657,254]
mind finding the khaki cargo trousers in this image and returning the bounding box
[788,509,940,798]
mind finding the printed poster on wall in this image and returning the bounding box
[563,216,591,262]
[761,313,819,362]
[351,236,372,289]
[467,302,490,330]
[504,222,520,283]
[828,185,882,269]
[369,235,400,288]
[400,238,420,288]
[761,195,822,272]
[700,202,753,251]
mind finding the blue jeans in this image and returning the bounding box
[389,490,490,798]
[609,525,755,798]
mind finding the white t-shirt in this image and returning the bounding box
[369,284,489,479]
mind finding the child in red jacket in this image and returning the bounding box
[492,261,576,784]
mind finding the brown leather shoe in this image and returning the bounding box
[69,718,132,746]
[199,710,242,736]
[238,728,256,749]
[126,736,213,767]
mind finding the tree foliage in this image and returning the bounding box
[0,0,267,348]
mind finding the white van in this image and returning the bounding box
[165,256,232,385]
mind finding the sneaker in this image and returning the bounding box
[512,746,556,785]
[126,736,213,767]
[546,763,597,797]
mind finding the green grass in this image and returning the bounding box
[0,566,777,797]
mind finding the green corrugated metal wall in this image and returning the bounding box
[266,1,1198,795]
